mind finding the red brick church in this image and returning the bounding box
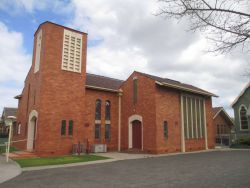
[13,21,216,156]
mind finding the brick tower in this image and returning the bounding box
[15,22,88,155]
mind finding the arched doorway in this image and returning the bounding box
[128,114,143,150]
[132,120,142,149]
[27,110,38,151]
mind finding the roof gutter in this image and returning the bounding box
[155,81,218,97]
[86,85,120,93]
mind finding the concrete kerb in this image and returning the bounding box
[0,155,22,184]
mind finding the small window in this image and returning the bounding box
[95,124,101,139]
[163,121,168,139]
[95,99,101,120]
[33,90,36,105]
[240,106,248,130]
[105,100,111,120]
[69,120,73,136]
[105,124,110,140]
[61,120,66,136]
[133,78,138,104]
[18,123,21,135]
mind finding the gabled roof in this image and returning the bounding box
[86,73,123,92]
[2,107,17,119]
[212,107,234,126]
[136,71,217,97]
[231,82,250,106]
[213,107,223,117]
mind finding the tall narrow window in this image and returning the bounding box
[105,100,111,120]
[105,124,110,140]
[182,95,205,139]
[163,121,168,139]
[18,123,21,135]
[61,120,66,136]
[240,106,248,130]
[95,124,101,139]
[33,90,36,105]
[95,99,101,120]
[133,77,138,104]
[34,29,42,73]
[69,120,73,136]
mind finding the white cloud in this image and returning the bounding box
[0,0,248,117]
[0,22,31,111]
[67,0,249,116]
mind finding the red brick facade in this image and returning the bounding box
[13,22,216,156]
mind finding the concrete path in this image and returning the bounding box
[0,155,21,184]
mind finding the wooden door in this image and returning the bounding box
[132,120,142,149]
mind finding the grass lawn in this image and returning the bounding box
[14,155,110,168]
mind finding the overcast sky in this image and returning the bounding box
[0,0,249,117]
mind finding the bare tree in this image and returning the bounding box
[157,0,250,53]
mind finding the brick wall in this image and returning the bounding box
[155,86,182,153]
[84,89,119,151]
[120,72,157,152]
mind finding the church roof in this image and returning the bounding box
[136,71,217,97]
[86,73,123,92]
[212,107,234,126]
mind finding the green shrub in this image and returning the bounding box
[239,136,250,145]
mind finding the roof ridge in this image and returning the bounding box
[135,71,181,83]
[86,73,124,82]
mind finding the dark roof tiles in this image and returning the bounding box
[86,73,123,91]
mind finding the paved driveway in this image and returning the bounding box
[1,150,250,188]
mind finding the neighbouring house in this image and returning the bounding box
[231,82,250,140]
[213,107,234,146]
[0,107,18,135]
[12,21,217,156]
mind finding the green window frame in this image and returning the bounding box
[105,100,111,120]
[105,124,110,140]
[95,99,101,120]
[164,121,168,139]
[95,124,101,139]
[69,120,73,136]
[61,120,66,136]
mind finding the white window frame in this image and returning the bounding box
[239,104,249,131]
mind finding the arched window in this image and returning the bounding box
[240,106,248,130]
[69,120,73,136]
[95,99,101,120]
[105,100,111,120]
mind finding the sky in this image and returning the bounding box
[0,0,249,117]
